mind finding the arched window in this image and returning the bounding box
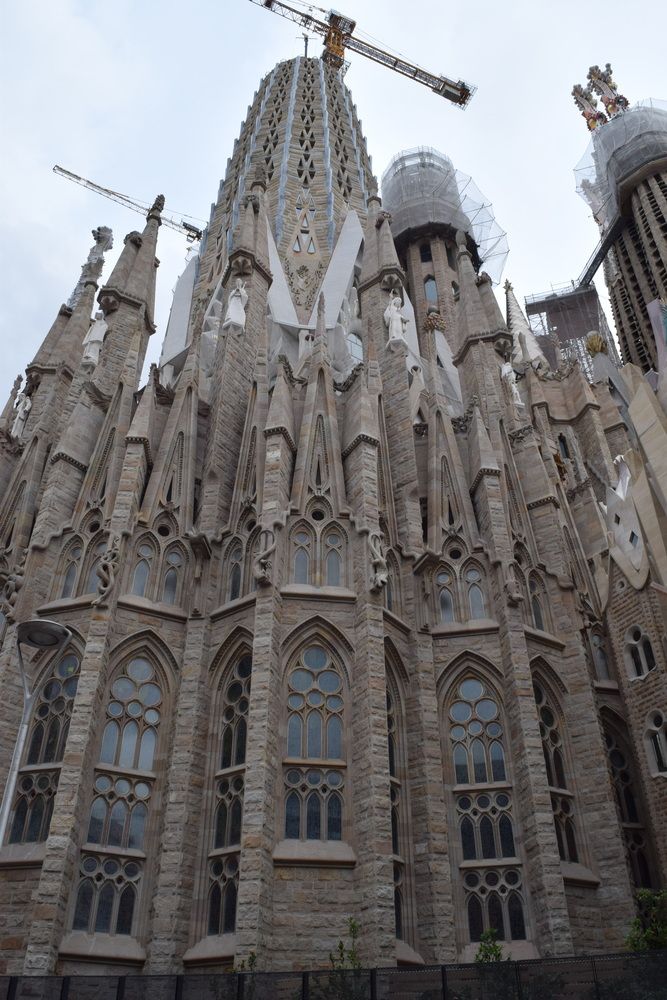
[60,542,83,599]
[72,655,165,937]
[533,680,579,863]
[447,675,527,945]
[226,542,243,602]
[591,631,611,681]
[292,530,312,586]
[646,711,667,777]
[323,529,344,587]
[161,549,183,605]
[8,651,80,845]
[131,543,155,598]
[424,276,438,304]
[436,569,456,623]
[465,567,486,620]
[84,540,106,595]
[604,724,653,888]
[558,434,570,461]
[529,577,546,632]
[419,243,432,263]
[625,627,657,678]
[207,652,252,936]
[386,674,416,945]
[284,645,345,841]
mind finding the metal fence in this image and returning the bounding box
[1,950,666,1000]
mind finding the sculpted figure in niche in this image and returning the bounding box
[383,294,408,345]
[222,278,248,334]
[82,311,108,369]
[501,361,524,408]
[369,531,388,593]
[11,392,32,439]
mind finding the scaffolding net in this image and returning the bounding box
[381,147,509,283]
[575,99,667,232]
[525,281,620,381]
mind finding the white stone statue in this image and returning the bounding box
[11,392,32,439]
[81,311,108,368]
[501,361,525,408]
[222,278,248,333]
[383,294,408,345]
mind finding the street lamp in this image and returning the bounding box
[0,619,71,844]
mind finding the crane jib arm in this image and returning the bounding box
[250,0,474,106]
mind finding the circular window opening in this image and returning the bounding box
[88,521,100,534]
[653,713,664,728]
[449,548,462,560]
[312,509,325,521]
[157,524,170,538]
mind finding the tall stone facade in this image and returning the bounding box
[0,56,665,976]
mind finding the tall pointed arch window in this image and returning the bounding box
[532,680,579,863]
[437,569,456,623]
[424,276,438,304]
[131,542,155,599]
[8,651,80,845]
[284,645,345,842]
[60,542,83,599]
[386,670,416,946]
[292,528,312,586]
[465,567,486,620]
[207,652,252,936]
[323,528,344,587]
[529,577,547,632]
[227,542,243,602]
[445,676,526,945]
[72,656,165,937]
[604,723,653,888]
[161,548,184,605]
[590,631,611,681]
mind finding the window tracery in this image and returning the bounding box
[131,542,155,598]
[432,560,490,625]
[8,651,80,845]
[625,626,657,678]
[161,547,184,605]
[646,711,667,776]
[590,630,611,681]
[529,575,548,632]
[532,680,579,863]
[604,723,653,887]
[283,645,345,841]
[84,539,107,595]
[207,652,252,936]
[59,540,83,599]
[72,656,165,937]
[227,541,243,602]
[290,519,348,589]
[445,675,527,946]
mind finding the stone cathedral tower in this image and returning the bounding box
[0,55,665,978]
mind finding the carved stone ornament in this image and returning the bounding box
[252,527,277,587]
[91,534,121,607]
[369,530,388,593]
[1,548,26,623]
[222,278,249,335]
[504,563,525,607]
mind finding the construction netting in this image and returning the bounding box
[381,147,509,283]
[575,99,667,231]
[525,281,620,381]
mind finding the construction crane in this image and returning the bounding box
[53,165,204,243]
[247,0,474,107]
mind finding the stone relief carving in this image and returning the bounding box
[1,549,26,623]
[369,530,388,593]
[222,278,248,335]
[91,534,121,608]
[252,527,277,587]
[82,311,109,369]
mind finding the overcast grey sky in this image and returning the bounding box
[1,0,665,404]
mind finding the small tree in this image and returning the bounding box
[474,929,505,964]
[312,918,367,1000]
[626,889,667,952]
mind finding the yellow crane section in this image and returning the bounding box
[248,0,474,107]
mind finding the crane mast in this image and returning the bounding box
[248,0,474,106]
[53,165,203,242]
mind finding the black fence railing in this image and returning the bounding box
[2,950,666,1000]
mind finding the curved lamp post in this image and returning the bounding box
[0,619,71,844]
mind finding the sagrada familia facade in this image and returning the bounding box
[0,53,665,977]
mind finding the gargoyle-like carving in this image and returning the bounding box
[253,527,277,587]
[369,531,388,593]
[91,535,121,607]
[504,563,525,607]
[1,549,26,623]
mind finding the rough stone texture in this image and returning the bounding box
[0,54,665,979]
